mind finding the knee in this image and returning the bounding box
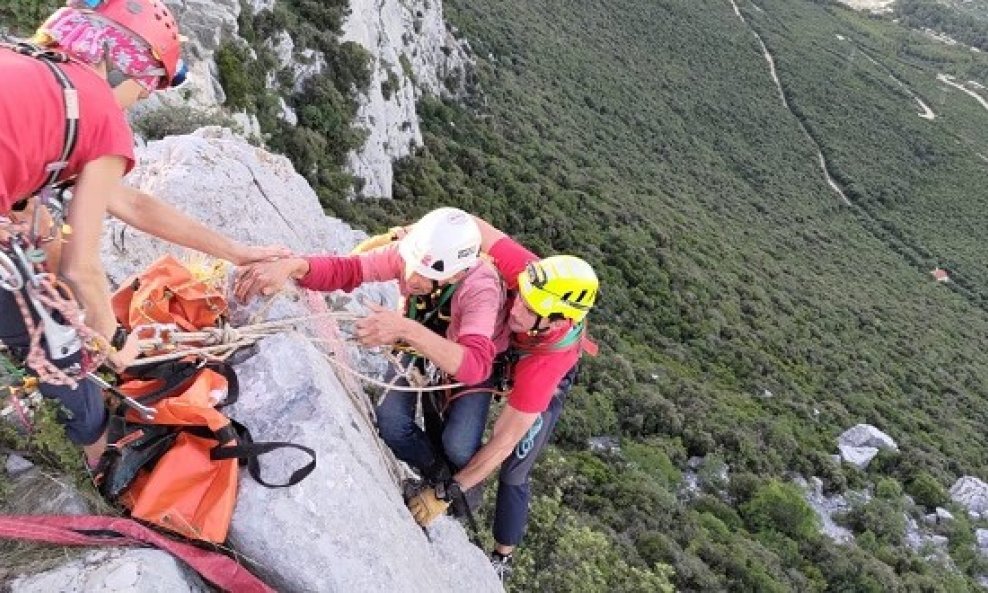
[375,399,414,441]
[442,428,483,469]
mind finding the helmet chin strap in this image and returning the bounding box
[528,314,546,335]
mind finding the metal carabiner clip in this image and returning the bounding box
[0,249,25,291]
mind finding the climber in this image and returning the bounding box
[0,0,287,469]
[403,217,599,583]
[233,206,509,492]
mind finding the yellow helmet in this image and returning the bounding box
[518,255,598,323]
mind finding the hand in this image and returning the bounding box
[407,486,451,527]
[106,330,140,372]
[232,244,293,266]
[233,258,306,303]
[355,302,411,347]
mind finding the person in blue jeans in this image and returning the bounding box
[402,218,600,583]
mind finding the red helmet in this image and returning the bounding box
[89,0,182,86]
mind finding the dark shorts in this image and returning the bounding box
[0,289,107,445]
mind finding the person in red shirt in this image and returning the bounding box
[0,0,285,467]
[405,217,599,582]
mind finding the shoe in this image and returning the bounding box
[490,551,513,583]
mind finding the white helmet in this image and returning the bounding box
[398,207,481,281]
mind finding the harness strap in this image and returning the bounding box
[2,43,80,210]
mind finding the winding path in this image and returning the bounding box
[731,0,851,204]
[938,74,988,112]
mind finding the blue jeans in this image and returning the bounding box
[375,353,493,475]
[0,289,107,445]
[493,363,577,546]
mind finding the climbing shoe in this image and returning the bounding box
[490,550,513,583]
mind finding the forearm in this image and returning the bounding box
[401,322,465,377]
[454,436,516,491]
[108,186,245,263]
[471,216,507,253]
[454,407,539,490]
[63,265,116,338]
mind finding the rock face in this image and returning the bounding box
[131,1,241,121]
[10,549,207,593]
[795,476,855,545]
[837,424,898,469]
[96,129,502,593]
[101,127,364,279]
[341,0,473,197]
[950,476,988,516]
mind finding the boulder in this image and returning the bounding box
[838,424,898,451]
[837,424,897,469]
[950,476,988,515]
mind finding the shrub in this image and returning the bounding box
[740,479,819,541]
[133,106,237,141]
[907,471,949,509]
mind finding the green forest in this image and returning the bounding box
[5,0,988,590]
[332,0,988,590]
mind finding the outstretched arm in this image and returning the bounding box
[471,216,507,253]
[106,185,288,265]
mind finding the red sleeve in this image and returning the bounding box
[488,237,539,291]
[298,255,364,292]
[453,333,496,385]
[507,350,580,413]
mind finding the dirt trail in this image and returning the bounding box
[731,0,851,204]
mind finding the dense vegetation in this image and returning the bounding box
[896,0,988,50]
[329,0,988,590]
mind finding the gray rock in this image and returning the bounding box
[977,528,988,551]
[936,507,955,523]
[341,0,474,197]
[838,444,880,469]
[4,452,34,477]
[1,466,91,516]
[796,476,854,544]
[102,128,369,284]
[951,476,988,515]
[228,334,501,593]
[588,436,621,454]
[838,424,898,451]
[10,548,207,592]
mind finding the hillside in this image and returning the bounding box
[335,0,988,590]
[4,0,988,590]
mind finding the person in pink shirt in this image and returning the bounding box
[1,0,285,468]
[234,207,509,490]
[403,217,600,583]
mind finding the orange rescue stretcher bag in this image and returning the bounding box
[96,359,316,543]
[99,256,316,543]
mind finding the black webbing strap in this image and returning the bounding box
[210,419,317,489]
[124,360,239,407]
